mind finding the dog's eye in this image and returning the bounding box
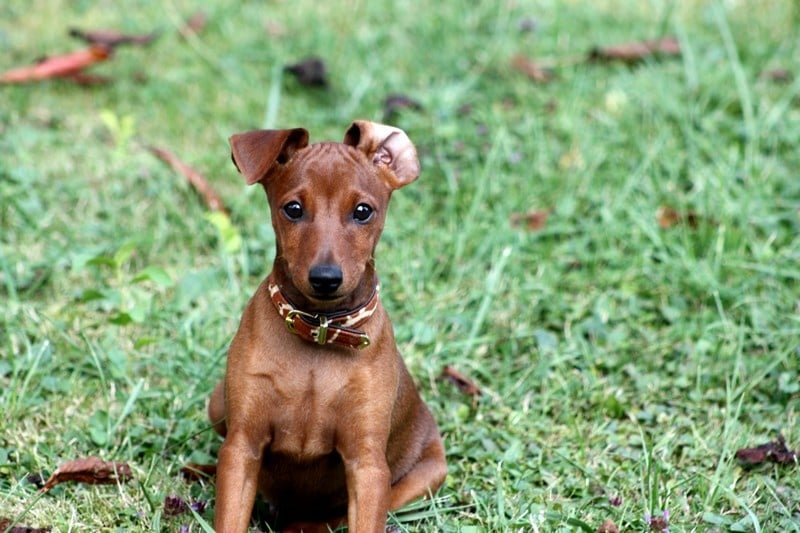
[353,203,374,223]
[283,201,304,220]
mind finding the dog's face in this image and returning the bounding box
[229,121,420,309]
[265,142,392,305]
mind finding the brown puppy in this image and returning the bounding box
[208,120,447,532]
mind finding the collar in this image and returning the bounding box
[267,277,380,349]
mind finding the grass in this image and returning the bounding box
[1,0,799,531]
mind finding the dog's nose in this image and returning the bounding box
[308,265,343,294]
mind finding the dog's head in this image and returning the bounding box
[229,120,420,310]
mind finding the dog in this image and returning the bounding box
[207,120,447,532]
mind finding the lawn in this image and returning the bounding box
[1,0,799,531]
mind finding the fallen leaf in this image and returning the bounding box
[510,209,550,232]
[285,57,328,88]
[0,517,51,533]
[41,457,133,492]
[589,37,680,64]
[656,206,699,229]
[596,519,620,533]
[761,68,792,83]
[517,17,540,33]
[163,494,207,516]
[180,462,217,482]
[181,11,207,36]
[438,365,482,397]
[0,45,112,84]
[68,28,157,48]
[511,54,554,83]
[383,94,423,121]
[147,146,228,214]
[736,434,799,466]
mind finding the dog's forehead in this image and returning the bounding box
[285,142,379,186]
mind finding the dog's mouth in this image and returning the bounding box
[310,293,342,302]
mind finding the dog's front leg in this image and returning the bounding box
[214,431,267,533]
[341,448,391,533]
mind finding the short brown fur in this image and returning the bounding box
[208,121,446,532]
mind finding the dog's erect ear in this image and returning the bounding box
[229,128,309,185]
[343,120,420,188]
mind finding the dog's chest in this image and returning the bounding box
[265,364,348,459]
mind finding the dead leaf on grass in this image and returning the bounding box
[0,517,51,533]
[438,365,482,397]
[69,28,157,48]
[0,45,112,84]
[181,11,208,37]
[285,57,328,88]
[180,462,217,482]
[41,457,133,492]
[761,68,793,83]
[511,54,554,83]
[383,94,423,121]
[735,434,799,466]
[656,206,700,230]
[595,519,620,533]
[147,145,228,214]
[589,37,680,64]
[510,209,550,232]
[517,17,540,33]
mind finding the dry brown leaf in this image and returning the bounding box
[41,457,133,492]
[657,206,681,229]
[285,57,328,88]
[69,28,157,48]
[148,146,228,214]
[761,68,793,83]
[511,54,554,83]
[0,45,112,84]
[0,517,51,533]
[589,37,680,64]
[736,434,798,466]
[438,365,482,397]
[510,209,550,232]
[596,519,620,533]
[383,94,423,121]
[180,462,217,482]
[656,206,699,230]
[181,11,208,37]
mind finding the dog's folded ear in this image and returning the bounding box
[229,128,309,185]
[343,120,420,188]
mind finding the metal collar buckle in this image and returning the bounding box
[285,309,330,346]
